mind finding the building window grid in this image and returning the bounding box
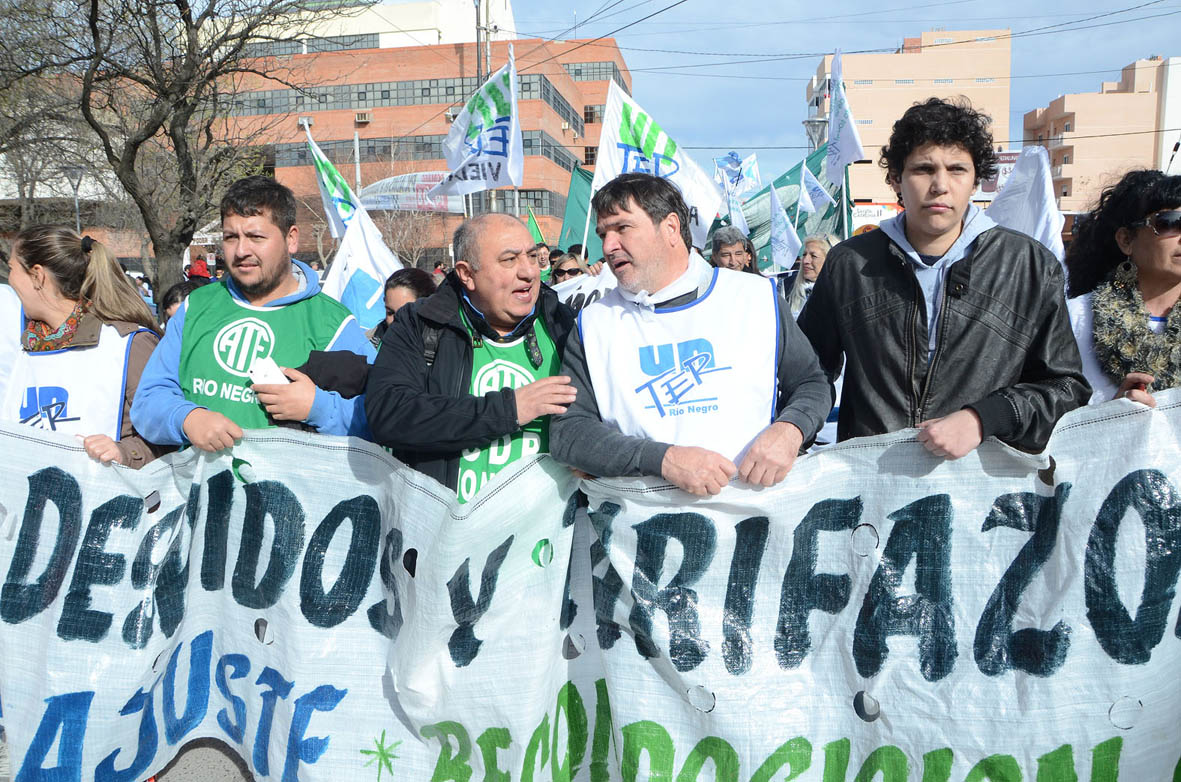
[933,78,954,84]
[852,79,873,85]
[239,75,582,136]
[583,104,605,124]
[975,77,995,83]
[894,79,915,85]
[243,33,379,59]
[561,62,629,94]
[273,129,576,171]
[584,146,597,166]
[469,189,566,217]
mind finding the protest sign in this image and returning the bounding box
[360,172,465,214]
[550,264,618,312]
[1,392,1180,780]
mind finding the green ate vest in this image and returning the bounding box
[178,282,356,429]
[456,314,559,503]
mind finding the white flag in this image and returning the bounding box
[592,81,723,249]
[803,165,837,210]
[797,165,816,216]
[825,50,866,181]
[428,47,523,197]
[728,191,750,234]
[985,146,1065,261]
[321,208,404,329]
[307,128,360,240]
[769,185,801,274]
[714,151,761,199]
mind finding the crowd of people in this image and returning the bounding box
[0,97,1177,502]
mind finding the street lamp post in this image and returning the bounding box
[62,165,85,234]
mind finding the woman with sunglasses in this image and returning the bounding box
[1065,169,1181,406]
[549,253,589,283]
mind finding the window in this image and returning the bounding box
[894,79,914,85]
[855,119,873,125]
[853,79,872,85]
[421,87,430,97]
[562,62,630,93]
[381,90,389,99]
[583,104,604,124]
[975,78,995,83]
[584,146,597,166]
[1062,154,1070,164]
[934,37,954,43]
[933,78,953,84]
[1064,121,1072,132]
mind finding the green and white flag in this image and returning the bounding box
[306,127,359,240]
[769,183,801,273]
[592,81,723,248]
[428,47,523,198]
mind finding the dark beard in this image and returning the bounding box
[232,263,290,301]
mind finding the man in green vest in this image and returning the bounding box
[365,213,576,502]
[131,175,374,450]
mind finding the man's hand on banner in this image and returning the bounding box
[1117,371,1157,407]
[254,368,317,422]
[81,433,125,465]
[738,421,804,487]
[661,445,737,496]
[182,408,244,452]
[515,376,577,425]
[916,409,984,459]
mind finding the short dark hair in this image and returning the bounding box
[535,242,549,251]
[879,98,999,189]
[1065,169,1181,298]
[160,277,212,317]
[592,173,692,251]
[384,267,437,299]
[220,175,297,233]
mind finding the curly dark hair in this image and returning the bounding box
[1064,170,1181,298]
[879,98,999,193]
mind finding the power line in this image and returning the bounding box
[520,0,691,72]
[679,126,1181,151]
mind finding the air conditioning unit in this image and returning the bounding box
[444,107,459,122]
[561,121,570,130]
[354,111,372,124]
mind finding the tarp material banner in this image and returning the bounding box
[550,264,617,312]
[359,172,465,214]
[2,392,1181,780]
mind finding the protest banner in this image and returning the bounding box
[592,81,723,250]
[1,392,1180,780]
[551,264,618,312]
[359,172,465,214]
[428,48,523,198]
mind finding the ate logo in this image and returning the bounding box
[214,318,275,377]
[20,386,79,430]
[472,359,534,395]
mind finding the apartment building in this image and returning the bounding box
[805,30,1012,206]
[231,0,630,263]
[1023,56,1181,214]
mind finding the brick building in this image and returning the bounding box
[231,12,631,266]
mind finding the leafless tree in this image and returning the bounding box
[0,0,363,293]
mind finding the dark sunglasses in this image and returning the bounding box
[552,267,583,278]
[1135,210,1181,238]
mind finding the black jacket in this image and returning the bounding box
[797,226,1090,452]
[364,274,575,490]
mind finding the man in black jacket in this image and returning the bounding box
[365,214,576,500]
[798,98,1089,457]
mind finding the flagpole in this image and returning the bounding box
[578,195,594,259]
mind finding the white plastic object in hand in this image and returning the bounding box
[248,356,290,385]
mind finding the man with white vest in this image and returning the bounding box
[550,173,831,496]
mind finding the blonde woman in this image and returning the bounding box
[788,234,838,318]
[2,225,165,467]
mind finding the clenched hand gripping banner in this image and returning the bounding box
[1,393,1180,780]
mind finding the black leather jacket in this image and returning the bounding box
[364,274,575,491]
[797,226,1090,452]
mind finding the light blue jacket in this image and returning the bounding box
[131,260,375,445]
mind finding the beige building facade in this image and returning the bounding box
[1023,56,1181,214]
[805,30,1012,205]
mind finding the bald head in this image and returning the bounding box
[453,213,528,271]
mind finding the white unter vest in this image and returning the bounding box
[580,268,779,462]
[1,324,141,439]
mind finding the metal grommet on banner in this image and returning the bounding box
[1108,697,1142,730]
[850,524,879,557]
[686,685,716,713]
[403,548,418,577]
[143,490,161,514]
[532,539,554,567]
[854,691,880,722]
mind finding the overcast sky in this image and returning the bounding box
[508,0,1181,178]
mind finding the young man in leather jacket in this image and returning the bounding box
[798,98,1090,457]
